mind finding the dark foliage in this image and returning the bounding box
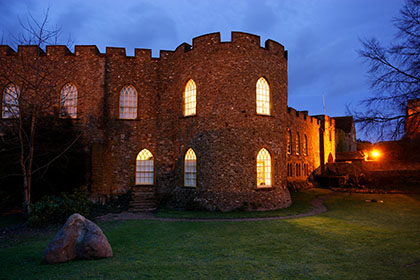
[28,188,92,227]
[353,0,420,139]
[0,114,88,213]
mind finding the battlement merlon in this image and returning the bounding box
[0,45,16,56]
[18,45,45,56]
[75,45,101,56]
[46,45,72,56]
[288,107,321,125]
[192,32,221,49]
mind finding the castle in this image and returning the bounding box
[0,32,335,211]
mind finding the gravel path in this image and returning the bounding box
[95,194,330,223]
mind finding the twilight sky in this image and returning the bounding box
[0,0,405,137]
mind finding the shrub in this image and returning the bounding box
[28,188,92,227]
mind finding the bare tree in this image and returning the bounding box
[353,0,420,139]
[0,9,80,216]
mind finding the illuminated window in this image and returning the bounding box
[304,135,308,156]
[120,85,137,119]
[60,83,78,118]
[287,163,293,177]
[256,148,272,187]
[287,129,292,154]
[136,149,154,185]
[296,132,300,155]
[184,148,197,187]
[256,77,270,115]
[2,83,20,118]
[183,79,196,116]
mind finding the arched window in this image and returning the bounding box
[60,83,78,118]
[304,135,308,156]
[136,149,154,185]
[256,148,272,187]
[183,79,196,116]
[256,77,270,115]
[296,132,301,155]
[287,129,292,154]
[184,148,197,187]
[120,85,137,119]
[2,83,20,118]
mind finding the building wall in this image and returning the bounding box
[0,32,337,211]
[286,108,321,184]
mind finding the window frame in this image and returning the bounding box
[287,129,292,154]
[184,148,197,187]
[256,77,271,116]
[2,83,20,119]
[60,82,78,119]
[119,85,138,120]
[256,147,272,188]
[135,148,154,185]
[183,79,197,117]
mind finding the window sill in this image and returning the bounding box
[181,114,197,119]
[117,118,139,121]
[182,186,197,189]
[256,185,273,190]
[255,113,274,117]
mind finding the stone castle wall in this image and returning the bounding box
[0,32,336,211]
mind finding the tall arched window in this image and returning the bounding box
[256,148,272,187]
[287,129,292,154]
[296,132,301,155]
[184,148,197,187]
[2,83,20,118]
[120,85,137,119]
[304,134,308,156]
[256,77,270,115]
[136,149,154,185]
[183,79,196,116]
[60,83,78,118]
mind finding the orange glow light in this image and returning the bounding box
[371,150,380,160]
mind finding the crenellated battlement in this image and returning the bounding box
[0,32,287,61]
[46,45,73,56]
[288,107,320,125]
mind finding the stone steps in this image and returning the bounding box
[129,185,157,212]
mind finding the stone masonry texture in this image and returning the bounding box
[0,32,336,211]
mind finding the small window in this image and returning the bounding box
[136,149,154,185]
[256,148,272,187]
[256,77,270,115]
[287,129,292,154]
[296,132,301,155]
[2,83,20,118]
[287,162,293,177]
[183,79,196,116]
[120,85,137,119]
[184,148,197,187]
[304,135,308,156]
[60,83,78,118]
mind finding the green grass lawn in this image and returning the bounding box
[156,188,330,219]
[0,189,419,279]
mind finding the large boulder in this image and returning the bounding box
[43,213,112,264]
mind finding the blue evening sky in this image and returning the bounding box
[0,0,405,139]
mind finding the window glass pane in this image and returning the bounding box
[60,83,78,118]
[120,85,137,119]
[256,148,271,187]
[136,149,154,185]
[256,77,270,115]
[184,79,196,116]
[2,83,20,118]
[184,148,197,187]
